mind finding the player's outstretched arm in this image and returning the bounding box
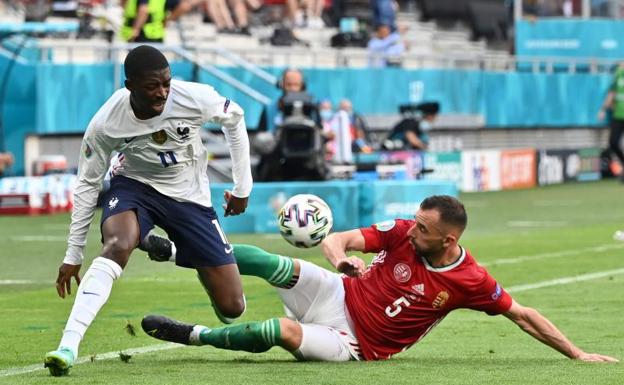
[503,300,618,362]
[320,230,366,277]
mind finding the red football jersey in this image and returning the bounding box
[343,219,513,361]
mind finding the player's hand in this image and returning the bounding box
[597,109,606,121]
[223,190,248,217]
[336,256,366,277]
[55,263,82,298]
[575,352,619,363]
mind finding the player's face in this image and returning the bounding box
[127,67,171,119]
[407,209,447,259]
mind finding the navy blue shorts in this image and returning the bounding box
[100,176,235,269]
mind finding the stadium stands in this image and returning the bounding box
[466,0,508,41]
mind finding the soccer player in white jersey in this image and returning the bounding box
[141,195,617,363]
[44,45,253,376]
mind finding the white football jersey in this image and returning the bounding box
[64,80,252,264]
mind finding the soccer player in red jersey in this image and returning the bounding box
[142,195,618,363]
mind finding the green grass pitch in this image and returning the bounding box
[0,180,623,384]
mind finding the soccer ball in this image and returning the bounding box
[278,194,333,248]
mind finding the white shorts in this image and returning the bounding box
[277,260,361,361]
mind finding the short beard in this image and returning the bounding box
[413,242,444,261]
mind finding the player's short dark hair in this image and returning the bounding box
[124,45,169,80]
[420,195,467,231]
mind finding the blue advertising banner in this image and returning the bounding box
[516,19,624,59]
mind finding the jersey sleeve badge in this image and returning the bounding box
[374,220,396,232]
[491,283,502,300]
[84,142,93,158]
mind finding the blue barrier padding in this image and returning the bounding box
[211,180,457,234]
[0,22,79,35]
[211,180,360,233]
[188,66,613,128]
[357,179,457,228]
[0,59,36,175]
[0,58,615,175]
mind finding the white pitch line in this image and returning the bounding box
[260,234,283,239]
[506,267,624,293]
[2,266,623,378]
[0,280,35,285]
[481,243,624,267]
[0,343,179,378]
[8,236,68,242]
[43,224,71,230]
[507,220,568,228]
[532,200,582,207]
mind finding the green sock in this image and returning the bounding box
[232,244,297,288]
[199,319,281,353]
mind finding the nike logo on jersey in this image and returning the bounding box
[224,245,233,254]
[124,136,137,143]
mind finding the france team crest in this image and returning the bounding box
[152,130,168,144]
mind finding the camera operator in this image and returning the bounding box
[258,69,312,133]
[256,69,328,181]
[383,102,439,151]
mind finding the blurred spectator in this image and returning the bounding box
[166,0,210,25]
[384,102,439,151]
[319,100,337,160]
[121,0,174,42]
[337,99,372,153]
[328,101,353,164]
[121,0,203,42]
[591,0,611,17]
[50,0,78,17]
[227,0,262,35]
[367,24,405,68]
[370,0,396,32]
[598,62,624,182]
[319,99,372,163]
[513,0,580,18]
[285,0,325,28]
[0,152,14,176]
[201,0,237,33]
[23,0,51,22]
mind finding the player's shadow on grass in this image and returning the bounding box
[150,355,567,367]
[393,356,572,366]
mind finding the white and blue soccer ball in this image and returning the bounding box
[278,194,333,248]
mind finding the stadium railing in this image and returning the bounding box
[33,40,618,74]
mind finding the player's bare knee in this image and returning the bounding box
[278,318,302,351]
[216,296,246,318]
[101,236,137,266]
[292,259,301,276]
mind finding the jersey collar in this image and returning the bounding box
[421,246,466,273]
